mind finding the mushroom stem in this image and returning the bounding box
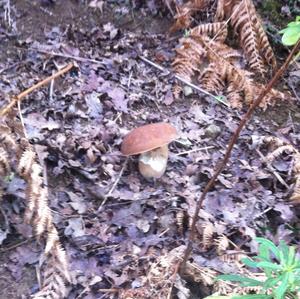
[138,145,169,179]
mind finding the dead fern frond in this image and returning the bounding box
[172,84,183,99]
[258,136,300,203]
[290,153,300,203]
[216,235,230,255]
[143,245,187,298]
[230,0,276,74]
[214,0,237,21]
[185,262,217,286]
[0,119,70,299]
[0,147,10,176]
[0,131,17,150]
[266,145,297,163]
[262,136,288,148]
[190,21,228,42]
[202,222,214,249]
[17,147,36,178]
[200,63,225,92]
[172,36,206,81]
[176,209,185,235]
[227,81,243,109]
[219,251,248,263]
[170,0,211,32]
[290,177,300,203]
[170,6,193,33]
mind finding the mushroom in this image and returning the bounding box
[121,123,177,179]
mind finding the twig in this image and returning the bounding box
[175,146,214,156]
[180,39,300,273]
[49,70,55,103]
[35,264,42,290]
[98,158,128,211]
[139,56,229,106]
[254,207,273,219]
[31,48,105,65]
[0,62,74,117]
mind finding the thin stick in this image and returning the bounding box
[98,158,128,211]
[0,62,74,117]
[175,146,214,156]
[139,56,229,106]
[180,39,300,273]
[49,71,55,103]
[32,48,105,65]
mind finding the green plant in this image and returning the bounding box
[217,238,300,299]
[280,16,300,46]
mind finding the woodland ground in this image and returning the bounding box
[0,0,300,298]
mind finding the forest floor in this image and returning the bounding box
[0,0,300,298]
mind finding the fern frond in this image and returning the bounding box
[170,6,192,32]
[190,21,228,42]
[33,267,69,299]
[290,177,300,203]
[172,84,182,99]
[227,81,243,109]
[170,0,211,32]
[200,63,225,92]
[0,147,10,176]
[202,222,214,249]
[18,148,36,178]
[214,0,237,21]
[230,0,276,73]
[259,136,300,203]
[0,132,17,150]
[216,235,230,255]
[266,144,297,162]
[172,37,206,80]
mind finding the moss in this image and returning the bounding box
[260,0,286,26]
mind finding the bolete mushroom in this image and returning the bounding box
[121,123,177,179]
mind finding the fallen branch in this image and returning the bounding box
[0,62,74,117]
[180,39,300,273]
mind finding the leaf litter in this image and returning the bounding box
[0,0,300,298]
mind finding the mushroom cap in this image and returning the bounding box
[121,123,177,156]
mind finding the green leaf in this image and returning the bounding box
[232,295,272,299]
[288,272,295,286]
[286,21,300,28]
[274,273,289,299]
[287,246,296,267]
[281,26,300,46]
[241,258,259,268]
[263,276,281,289]
[217,275,264,287]
[256,261,282,271]
[203,296,236,299]
[256,238,280,260]
[279,241,290,265]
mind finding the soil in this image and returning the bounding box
[0,1,299,299]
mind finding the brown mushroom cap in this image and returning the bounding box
[121,123,177,156]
